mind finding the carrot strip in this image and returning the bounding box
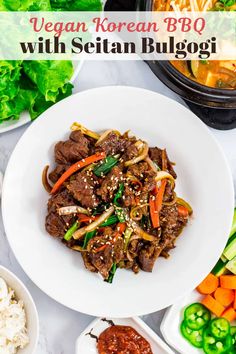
[202,295,225,317]
[51,152,106,194]
[78,214,99,223]
[214,288,234,307]
[177,205,189,218]
[94,244,107,253]
[222,307,236,322]
[149,197,159,228]
[149,180,167,229]
[234,291,236,310]
[116,222,126,234]
[197,273,219,295]
[156,179,167,212]
[220,275,236,289]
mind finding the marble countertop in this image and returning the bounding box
[0,60,236,354]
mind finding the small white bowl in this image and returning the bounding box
[0,266,39,354]
[76,317,174,354]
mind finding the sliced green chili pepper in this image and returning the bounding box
[209,318,230,340]
[83,230,96,249]
[64,221,79,241]
[184,303,211,330]
[180,320,203,348]
[203,329,232,354]
[230,326,236,351]
[105,263,117,284]
[114,183,124,206]
[100,215,119,227]
[93,156,118,177]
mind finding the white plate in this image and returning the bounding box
[0,60,83,134]
[1,86,234,317]
[161,289,236,354]
[0,266,39,354]
[76,317,174,354]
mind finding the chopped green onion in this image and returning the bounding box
[83,230,96,249]
[114,183,124,206]
[106,264,117,284]
[115,207,126,223]
[200,60,209,64]
[64,221,79,241]
[124,228,133,250]
[93,156,118,177]
[100,215,119,227]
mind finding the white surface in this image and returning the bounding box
[0,60,236,353]
[1,86,234,318]
[0,60,83,134]
[76,317,174,354]
[161,289,236,354]
[0,265,39,354]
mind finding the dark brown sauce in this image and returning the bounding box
[97,325,153,354]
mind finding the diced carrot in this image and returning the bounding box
[202,295,225,317]
[220,275,236,289]
[222,307,236,322]
[197,273,219,295]
[214,288,234,307]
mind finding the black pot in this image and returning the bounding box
[105,0,236,130]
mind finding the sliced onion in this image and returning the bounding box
[58,206,90,216]
[95,129,121,146]
[145,156,158,173]
[126,249,134,262]
[130,204,149,221]
[131,222,156,242]
[42,165,52,193]
[163,192,177,206]
[125,142,149,167]
[129,234,142,242]
[71,245,87,252]
[177,197,193,215]
[155,171,175,188]
[70,122,100,140]
[73,206,115,240]
[95,129,113,146]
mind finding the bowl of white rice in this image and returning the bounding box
[0,266,39,354]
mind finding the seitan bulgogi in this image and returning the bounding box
[43,122,192,283]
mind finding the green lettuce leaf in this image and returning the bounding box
[1,0,51,11]
[0,82,73,123]
[0,61,22,99]
[23,60,73,102]
[29,82,73,120]
[51,0,102,11]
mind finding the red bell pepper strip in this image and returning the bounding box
[51,151,106,194]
